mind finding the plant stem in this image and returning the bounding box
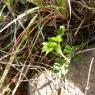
[60,52,70,63]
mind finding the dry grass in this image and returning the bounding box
[0,0,95,95]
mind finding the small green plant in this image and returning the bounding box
[42,26,75,78]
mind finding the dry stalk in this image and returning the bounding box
[11,65,25,95]
[0,52,16,95]
[74,16,86,36]
[85,57,94,95]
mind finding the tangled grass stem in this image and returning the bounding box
[0,7,39,33]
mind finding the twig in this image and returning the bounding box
[74,16,85,36]
[11,66,25,95]
[71,0,95,10]
[75,48,95,55]
[85,57,94,95]
[67,0,71,20]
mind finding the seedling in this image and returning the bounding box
[42,26,75,78]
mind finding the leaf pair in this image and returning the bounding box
[53,58,69,78]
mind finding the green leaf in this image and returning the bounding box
[53,58,69,77]
[58,26,65,36]
[42,42,57,54]
[55,44,62,54]
[55,58,64,65]
[48,35,62,43]
[64,45,74,54]
[48,37,56,42]
[53,58,64,73]
[53,62,61,71]
[53,62,69,77]
[61,63,69,76]
[42,42,48,46]
[56,35,63,42]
